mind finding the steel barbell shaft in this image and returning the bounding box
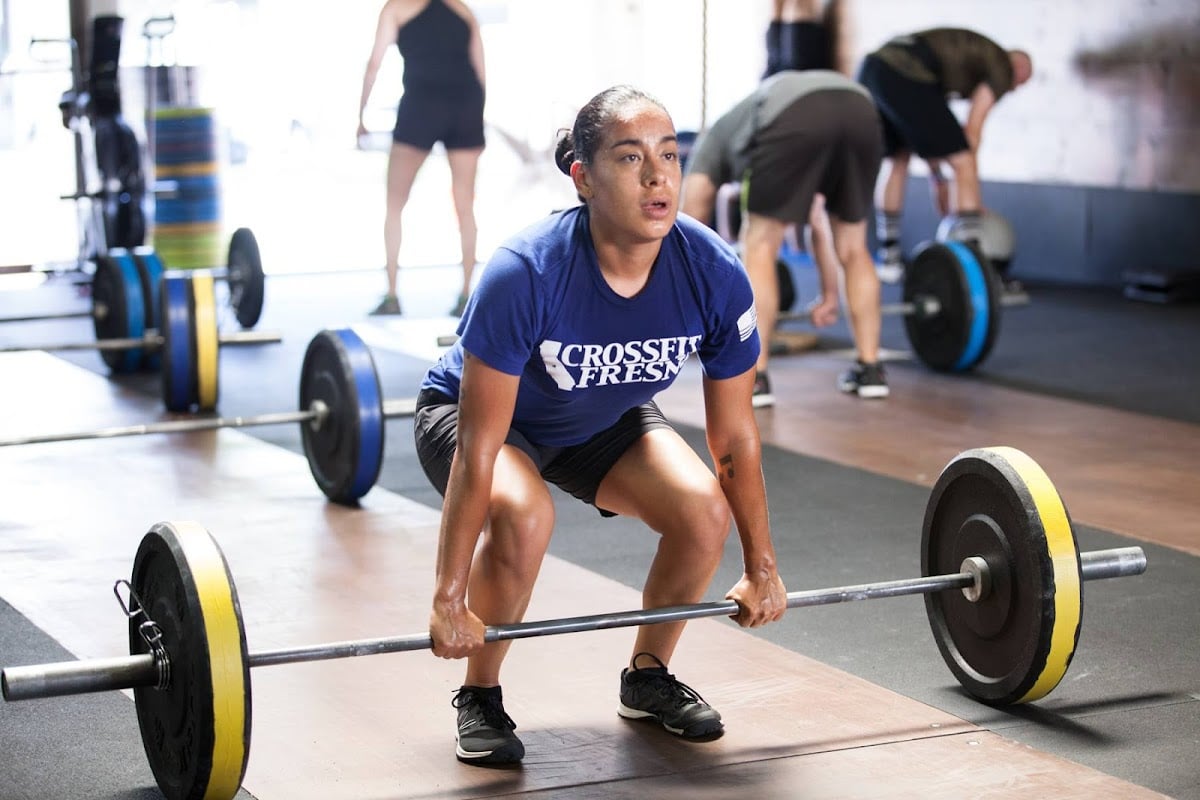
[250,546,1144,667]
[1,546,1145,702]
[0,395,423,447]
[382,397,417,418]
[0,309,96,324]
[0,407,325,446]
[779,289,1029,325]
[0,328,281,354]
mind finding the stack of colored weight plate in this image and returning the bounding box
[153,106,223,269]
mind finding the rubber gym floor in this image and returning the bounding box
[0,258,1197,800]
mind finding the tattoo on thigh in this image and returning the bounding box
[719,454,735,480]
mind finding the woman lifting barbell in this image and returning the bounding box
[412,86,788,765]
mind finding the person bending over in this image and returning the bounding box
[682,71,888,402]
[413,85,788,765]
[857,28,1032,280]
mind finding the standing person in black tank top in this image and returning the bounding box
[358,0,487,317]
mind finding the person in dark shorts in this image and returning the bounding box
[413,86,788,766]
[682,71,888,402]
[857,28,1033,279]
[357,0,486,317]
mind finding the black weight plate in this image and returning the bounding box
[130,521,251,800]
[132,248,165,370]
[776,258,796,312]
[902,241,1002,372]
[160,276,195,412]
[922,446,1083,705]
[226,227,265,329]
[299,328,385,504]
[92,251,146,373]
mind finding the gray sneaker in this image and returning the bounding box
[617,653,724,738]
[451,685,524,765]
[369,295,401,316]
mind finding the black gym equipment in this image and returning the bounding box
[936,210,1016,275]
[777,241,1028,372]
[0,328,414,504]
[0,229,267,331]
[0,447,1147,800]
[0,272,280,412]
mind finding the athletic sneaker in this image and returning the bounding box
[451,685,525,765]
[369,294,401,316]
[876,260,905,285]
[617,653,724,739]
[752,371,775,408]
[837,361,889,399]
[876,242,905,285]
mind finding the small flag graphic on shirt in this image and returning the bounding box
[737,305,757,342]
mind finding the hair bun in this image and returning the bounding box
[554,131,575,175]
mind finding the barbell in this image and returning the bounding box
[1,271,280,413]
[778,240,1029,372]
[0,328,414,504]
[0,227,265,329]
[0,446,1148,800]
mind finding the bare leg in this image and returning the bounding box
[594,429,731,666]
[876,150,910,213]
[831,216,880,365]
[945,149,982,213]
[446,147,484,305]
[874,150,910,277]
[742,212,790,374]
[383,142,429,298]
[462,445,556,687]
[680,173,718,227]
[804,194,841,309]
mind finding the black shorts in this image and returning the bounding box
[392,83,486,150]
[857,54,968,159]
[765,21,832,75]
[746,88,883,225]
[413,389,673,517]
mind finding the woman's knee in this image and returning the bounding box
[483,492,555,576]
[660,482,731,558]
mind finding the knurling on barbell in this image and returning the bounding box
[0,447,1149,800]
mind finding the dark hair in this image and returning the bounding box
[554,85,671,176]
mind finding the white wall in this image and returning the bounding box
[849,0,1200,192]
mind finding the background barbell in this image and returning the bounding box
[0,226,266,329]
[1,273,280,412]
[0,446,1148,800]
[0,327,413,504]
[776,240,1030,372]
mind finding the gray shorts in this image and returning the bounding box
[413,388,673,517]
[746,88,883,225]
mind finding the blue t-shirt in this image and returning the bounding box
[420,206,760,447]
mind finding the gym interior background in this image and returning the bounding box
[0,2,1198,800]
[2,0,1197,288]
